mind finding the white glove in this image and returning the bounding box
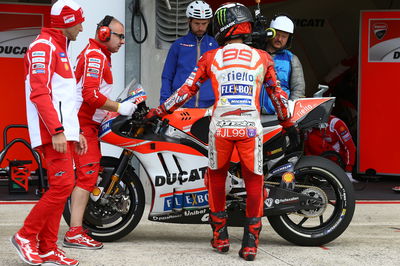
[117,101,137,116]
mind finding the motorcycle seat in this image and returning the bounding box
[260,114,280,127]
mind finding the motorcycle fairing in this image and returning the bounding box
[100,114,208,156]
[163,108,211,138]
[289,97,335,128]
[136,151,210,215]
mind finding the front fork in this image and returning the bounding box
[97,150,133,201]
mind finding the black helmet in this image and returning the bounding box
[213,2,254,46]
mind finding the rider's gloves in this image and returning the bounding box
[145,105,168,120]
[118,101,137,116]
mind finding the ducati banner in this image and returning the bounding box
[0,4,51,168]
[358,10,400,175]
[368,18,400,62]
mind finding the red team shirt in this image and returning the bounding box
[24,28,80,148]
[75,38,113,126]
[304,115,356,172]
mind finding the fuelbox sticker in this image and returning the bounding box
[369,19,400,62]
[162,190,209,211]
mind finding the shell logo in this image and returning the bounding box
[91,187,101,196]
[282,172,294,183]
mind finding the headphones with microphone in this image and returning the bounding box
[97,15,114,42]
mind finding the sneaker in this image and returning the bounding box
[392,186,400,192]
[63,226,103,250]
[39,248,79,266]
[10,233,42,265]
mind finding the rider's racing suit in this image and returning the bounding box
[150,43,292,218]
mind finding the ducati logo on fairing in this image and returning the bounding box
[220,108,253,117]
[155,167,207,186]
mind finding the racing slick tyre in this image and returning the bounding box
[267,155,355,246]
[63,156,145,242]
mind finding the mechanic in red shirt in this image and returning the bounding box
[11,1,86,265]
[304,115,356,173]
[62,15,136,250]
[146,3,292,261]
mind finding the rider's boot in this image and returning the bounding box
[238,217,262,261]
[209,211,229,253]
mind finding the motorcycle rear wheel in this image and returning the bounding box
[267,155,355,246]
[63,157,145,242]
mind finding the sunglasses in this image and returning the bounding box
[111,31,125,40]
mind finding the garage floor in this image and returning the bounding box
[0,201,399,266]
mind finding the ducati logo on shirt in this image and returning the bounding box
[59,52,66,58]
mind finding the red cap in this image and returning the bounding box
[51,0,85,28]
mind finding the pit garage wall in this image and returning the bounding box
[139,0,398,99]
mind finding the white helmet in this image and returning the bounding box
[270,15,294,34]
[186,1,213,19]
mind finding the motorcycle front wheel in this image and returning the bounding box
[63,157,145,242]
[267,155,355,246]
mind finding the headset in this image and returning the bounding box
[97,15,114,42]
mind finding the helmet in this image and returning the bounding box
[186,1,213,19]
[269,15,294,34]
[213,2,254,45]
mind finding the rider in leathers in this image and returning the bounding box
[146,3,293,261]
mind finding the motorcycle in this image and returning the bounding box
[63,82,355,246]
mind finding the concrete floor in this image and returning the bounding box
[0,201,399,266]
